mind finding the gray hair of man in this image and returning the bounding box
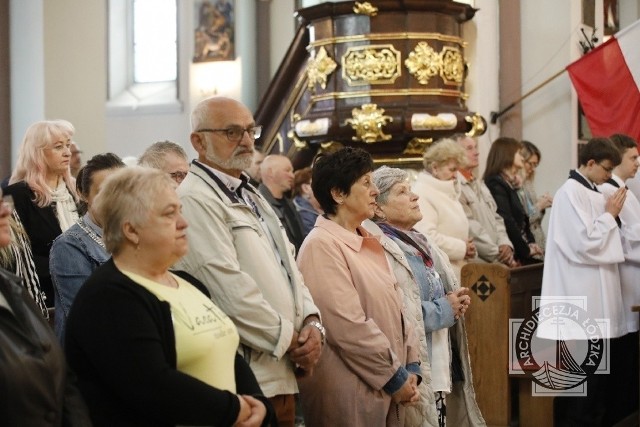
[93,166,176,255]
[372,165,410,206]
[138,141,188,170]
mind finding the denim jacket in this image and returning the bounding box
[50,214,109,343]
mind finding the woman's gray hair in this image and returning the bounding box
[372,166,409,206]
[138,141,188,170]
[93,167,176,255]
[423,138,467,172]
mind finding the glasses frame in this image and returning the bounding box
[169,171,188,182]
[197,125,262,143]
[597,162,614,173]
[525,160,539,168]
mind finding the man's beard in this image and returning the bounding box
[206,144,253,172]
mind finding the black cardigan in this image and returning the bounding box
[4,181,71,306]
[65,259,274,427]
[484,174,538,264]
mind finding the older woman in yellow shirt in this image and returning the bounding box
[65,167,273,427]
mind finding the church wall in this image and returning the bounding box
[520,0,578,227]
[43,0,107,162]
[10,0,258,163]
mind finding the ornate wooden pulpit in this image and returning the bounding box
[255,0,486,168]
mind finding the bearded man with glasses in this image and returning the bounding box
[174,96,323,427]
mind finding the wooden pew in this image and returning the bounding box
[461,262,553,427]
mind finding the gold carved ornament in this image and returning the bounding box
[287,114,308,151]
[353,2,378,17]
[440,46,465,85]
[320,141,345,154]
[465,113,487,137]
[405,41,465,86]
[345,104,393,144]
[306,47,338,93]
[403,138,434,155]
[342,45,401,86]
[411,113,457,131]
[287,129,308,151]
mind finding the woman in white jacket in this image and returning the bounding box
[412,139,476,280]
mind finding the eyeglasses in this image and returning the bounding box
[525,160,539,168]
[169,171,188,182]
[197,125,262,143]
[597,162,614,173]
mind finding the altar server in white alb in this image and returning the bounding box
[539,137,626,341]
[539,137,627,426]
[596,134,640,423]
[597,134,640,333]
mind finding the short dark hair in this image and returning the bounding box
[578,137,621,166]
[483,137,522,179]
[312,147,373,215]
[609,133,637,154]
[77,153,125,215]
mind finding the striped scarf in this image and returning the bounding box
[0,211,48,318]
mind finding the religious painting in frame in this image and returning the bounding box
[193,0,235,62]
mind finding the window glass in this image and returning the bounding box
[133,0,177,83]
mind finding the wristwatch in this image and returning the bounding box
[306,320,326,345]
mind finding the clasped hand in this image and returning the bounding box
[391,373,420,406]
[234,395,266,427]
[447,287,471,320]
[288,321,323,378]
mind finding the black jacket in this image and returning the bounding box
[484,174,538,264]
[258,184,305,253]
[0,268,91,426]
[65,259,274,427]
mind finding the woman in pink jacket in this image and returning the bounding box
[296,147,420,427]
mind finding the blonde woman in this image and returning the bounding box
[518,140,552,250]
[412,139,475,280]
[5,120,80,307]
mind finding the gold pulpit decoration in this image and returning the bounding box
[353,2,378,16]
[440,46,464,85]
[342,45,401,86]
[306,47,337,93]
[465,113,486,137]
[345,104,393,143]
[405,42,442,85]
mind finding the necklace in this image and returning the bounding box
[77,217,106,250]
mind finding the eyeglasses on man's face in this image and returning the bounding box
[597,162,614,173]
[169,171,188,183]
[197,125,262,143]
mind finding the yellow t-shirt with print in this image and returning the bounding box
[123,271,240,392]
